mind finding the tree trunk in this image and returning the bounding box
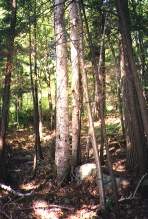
[45,41,54,130]
[116,0,148,148]
[79,1,105,209]
[29,9,43,177]
[120,41,146,174]
[108,36,125,137]
[54,0,70,180]
[0,0,17,182]
[69,0,80,169]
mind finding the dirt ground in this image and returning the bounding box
[0,127,147,219]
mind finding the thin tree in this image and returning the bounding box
[69,0,80,169]
[28,2,43,177]
[78,1,105,210]
[107,36,125,137]
[0,0,17,182]
[80,1,119,214]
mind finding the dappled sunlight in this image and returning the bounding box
[32,200,63,219]
[42,130,56,143]
[106,116,121,125]
[66,205,98,219]
[19,181,38,191]
[113,159,126,172]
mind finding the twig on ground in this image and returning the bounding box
[118,173,148,202]
[0,183,34,197]
[16,204,74,211]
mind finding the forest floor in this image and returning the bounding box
[0,118,148,219]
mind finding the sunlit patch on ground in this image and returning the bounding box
[19,181,38,190]
[66,205,98,219]
[33,200,63,219]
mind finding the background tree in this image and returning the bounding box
[69,0,81,169]
[116,0,148,173]
[0,0,17,181]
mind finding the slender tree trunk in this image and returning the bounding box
[15,95,19,126]
[79,1,105,209]
[29,10,43,177]
[33,0,43,160]
[108,36,125,137]
[69,0,80,169]
[54,0,70,180]
[45,41,54,130]
[80,2,119,213]
[99,46,106,163]
[0,0,17,182]
[80,0,106,163]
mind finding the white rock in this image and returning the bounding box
[75,163,96,182]
[75,163,129,192]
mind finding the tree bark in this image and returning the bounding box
[108,36,125,137]
[29,7,43,177]
[120,41,146,174]
[54,0,70,180]
[79,1,105,209]
[116,0,148,147]
[0,0,17,182]
[69,0,80,169]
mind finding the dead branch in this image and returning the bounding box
[16,204,74,211]
[0,183,34,197]
[118,173,148,202]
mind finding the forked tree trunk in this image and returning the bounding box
[54,0,70,180]
[69,0,80,169]
[0,0,17,182]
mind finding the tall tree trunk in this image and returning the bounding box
[33,0,43,160]
[69,0,80,169]
[116,0,148,147]
[0,0,17,182]
[80,2,119,213]
[108,36,125,137]
[116,0,148,174]
[131,0,148,96]
[120,42,146,174]
[29,9,43,177]
[45,40,54,130]
[54,0,70,180]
